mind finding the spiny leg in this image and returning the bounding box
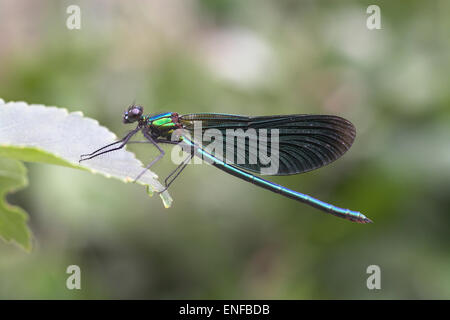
[158,153,193,194]
[80,140,123,160]
[79,128,139,163]
[80,128,138,159]
[132,132,174,183]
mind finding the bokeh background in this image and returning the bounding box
[0,0,449,299]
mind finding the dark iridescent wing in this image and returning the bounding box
[179,113,356,176]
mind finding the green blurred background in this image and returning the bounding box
[0,0,449,299]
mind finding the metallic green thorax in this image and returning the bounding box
[144,112,181,138]
[152,117,172,127]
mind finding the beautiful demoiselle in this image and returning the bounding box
[80,105,371,224]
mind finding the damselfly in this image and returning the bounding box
[80,105,371,223]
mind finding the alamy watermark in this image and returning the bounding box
[66,5,81,30]
[366,265,381,290]
[170,121,280,175]
[66,265,81,290]
[366,5,381,30]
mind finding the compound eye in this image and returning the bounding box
[131,108,140,116]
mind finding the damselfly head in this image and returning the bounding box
[123,104,143,124]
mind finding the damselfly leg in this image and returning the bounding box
[79,128,139,162]
[133,131,182,182]
[158,153,193,194]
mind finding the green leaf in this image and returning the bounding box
[0,99,173,250]
[0,158,31,251]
